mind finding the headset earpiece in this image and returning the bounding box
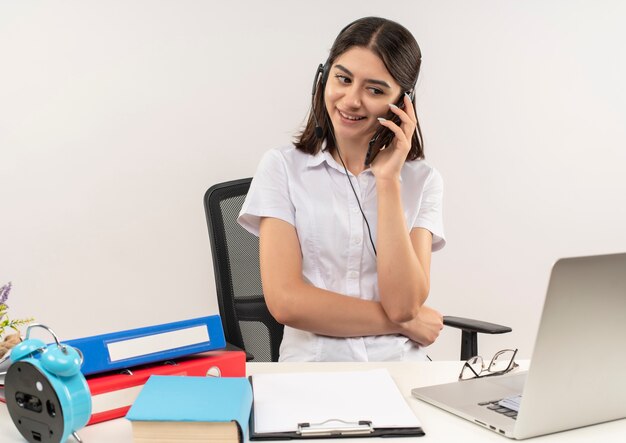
[311,62,330,96]
[320,62,330,87]
[311,62,330,139]
[311,63,324,97]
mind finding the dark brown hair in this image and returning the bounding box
[295,17,424,160]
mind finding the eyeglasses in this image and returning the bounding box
[458,349,519,381]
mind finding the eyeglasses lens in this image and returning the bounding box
[488,349,515,373]
[460,355,484,380]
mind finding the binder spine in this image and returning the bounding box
[65,316,226,375]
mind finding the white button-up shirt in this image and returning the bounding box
[238,145,445,362]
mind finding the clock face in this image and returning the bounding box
[5,361,65,443]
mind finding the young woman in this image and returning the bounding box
[238,17,445,362]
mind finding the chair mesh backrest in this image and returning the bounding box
[204,178,284,362]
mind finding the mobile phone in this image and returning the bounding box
[364,91,413,166]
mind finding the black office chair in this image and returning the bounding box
[204,178,511,362]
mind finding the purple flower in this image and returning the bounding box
[0,281,11,306]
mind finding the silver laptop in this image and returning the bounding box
[412,252,626,439]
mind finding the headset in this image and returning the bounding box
[312,61,417,163]
[309,20,420,256]
[5,324,91,443]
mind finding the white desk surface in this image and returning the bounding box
[1,360,624,442]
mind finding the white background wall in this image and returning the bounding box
[1,0,625,360]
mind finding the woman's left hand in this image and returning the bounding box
[397,305,444,347]
[369,93,417,181]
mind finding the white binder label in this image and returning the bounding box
[106,326,210,362]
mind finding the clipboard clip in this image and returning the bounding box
[297,419,374,437]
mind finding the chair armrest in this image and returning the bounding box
[443,316,513,361]
[443,316,512,334]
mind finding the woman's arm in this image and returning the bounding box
[259,216,400,337]
[260,218,442,346]
[260,216,442,345]
[376,178,432,322]
[371,95,435,323]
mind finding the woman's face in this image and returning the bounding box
[324,46,403,147]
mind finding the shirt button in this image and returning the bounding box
[348,271,359,279]
[354,238,362,245]
[351,206,359,213]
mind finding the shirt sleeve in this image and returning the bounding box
[414,168,446,251]
[237,149,295,237]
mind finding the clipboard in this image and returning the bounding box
[248,369,425,440]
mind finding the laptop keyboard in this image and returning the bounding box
[478,395,522,420]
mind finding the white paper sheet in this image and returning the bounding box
[251,369,421,433]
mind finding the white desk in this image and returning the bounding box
[1,361,624,442]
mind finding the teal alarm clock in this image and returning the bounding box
[5,324,92,443]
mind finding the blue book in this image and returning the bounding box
[126,375,253,442]
[64,315,226,375]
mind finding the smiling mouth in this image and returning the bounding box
[338,109,366,121]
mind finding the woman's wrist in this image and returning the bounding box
[389,314,411,334]
[375,175,402,191]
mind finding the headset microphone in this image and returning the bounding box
[314,121,323,139]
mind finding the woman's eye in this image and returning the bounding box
[335,74,351,84]
[368,87,384,96]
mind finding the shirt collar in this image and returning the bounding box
[307,149,361,176]
[305,140,402,181]
[305,139,362,176]
[306,149,327,168]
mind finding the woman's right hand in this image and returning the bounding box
[397,305,444,346]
